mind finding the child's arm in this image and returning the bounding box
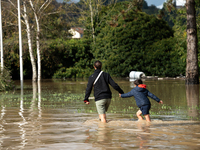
[147,90,161,103]
[120,89,134,98]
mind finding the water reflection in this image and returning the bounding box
[14,81,43,149]
[84,121,123,149]
[38,82,42,118]
[18,81,27,149]
[186,85,199,119]
[84,120,153,149]
[28,81,42,147]
[0,106,5,147]
[136,122,151,149]
[29,81,42,117]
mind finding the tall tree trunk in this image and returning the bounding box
[185,0,199,84]
[35,14,41,82]
[29,0,41,81]
[23,1,37,82]
[89,0,95,44]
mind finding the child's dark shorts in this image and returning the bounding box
[140,105,151,115]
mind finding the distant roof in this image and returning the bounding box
[71,27,84,34]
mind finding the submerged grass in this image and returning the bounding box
[0,91,85,109]
[0,86,199,121]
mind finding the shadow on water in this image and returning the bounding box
[0,79,200,149]
[186,84,199,119]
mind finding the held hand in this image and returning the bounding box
[119,93,121,97]
[85,102,90,105]
[159,100,163,104]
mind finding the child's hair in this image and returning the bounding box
[94,60,102,69]
[134,79,143,86]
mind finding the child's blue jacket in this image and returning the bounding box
[121,85,160,108]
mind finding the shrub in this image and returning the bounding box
[93,7,174,77]
[53,67,92,78]
[0,67,15,91]
[145,37,185,77]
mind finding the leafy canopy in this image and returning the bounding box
[92,2,177,77]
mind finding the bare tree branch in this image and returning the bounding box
[45,11,60,16]
[7,0,25,18]
[3,22,18,27]
[41,0,52,13]
[7,10,26,25]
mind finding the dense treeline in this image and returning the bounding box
[92,2,179,77]
[53,0,186,78]
[1,0,199,80]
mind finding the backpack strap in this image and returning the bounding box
[93,71,103,85]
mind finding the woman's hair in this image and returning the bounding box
[134,79,143,86]
[94,60,102,69]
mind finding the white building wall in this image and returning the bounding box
[69,29,81,38]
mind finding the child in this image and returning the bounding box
[119,79,163,122]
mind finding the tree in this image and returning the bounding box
[165,0,199,84]
[6,0,59,82]
[185,0,199,84]
[75,0,118,43]
[23,0,37,82]
[92,2,175,77]
[29,0,56,82]
[7,0,38,82]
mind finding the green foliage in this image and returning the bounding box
[3,38,93,79]
[0,67,15,91]
[41,9,71,39]
[143,5,159,15]
[164,2,200,73]
[3,38,30,80]
[145,37,185,76]
[92,3,178,77]
[196,0,200,7]
[52,38,93,78]
[172,17,187,68]
[53,67,92,78]
[2,0,191,79]
[42,39,93,78]
[41,38,93,78]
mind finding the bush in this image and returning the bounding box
[53,67,92,78]
[0,67,15,91]
[93,5,175,77]
[145,37,185,77]
[3,38,93,79]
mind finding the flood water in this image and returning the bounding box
[0,78,200,149]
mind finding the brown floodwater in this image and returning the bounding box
[0,78,200,149]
